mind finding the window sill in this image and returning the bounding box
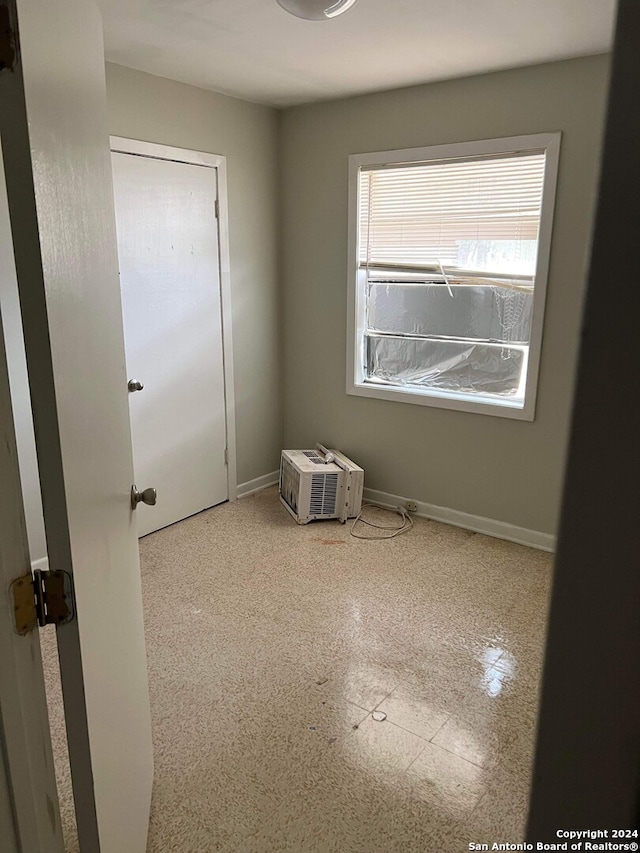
[347,379,534,420]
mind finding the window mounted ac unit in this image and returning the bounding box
[279,444,364,524]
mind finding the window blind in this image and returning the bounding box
[359,151,546,285]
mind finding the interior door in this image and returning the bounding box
[0,1,153,852]
[111,148,228,537]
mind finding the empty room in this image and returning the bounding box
[1,1,638,852]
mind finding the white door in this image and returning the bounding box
[111,147,228,537]
[0,1,153,852]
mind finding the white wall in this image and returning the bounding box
[2,56,610,561]
[279,55,610,538]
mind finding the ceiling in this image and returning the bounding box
[96,0,617,108]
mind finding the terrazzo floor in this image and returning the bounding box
[42,486,553,852]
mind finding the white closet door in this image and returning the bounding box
[112,152,228,537]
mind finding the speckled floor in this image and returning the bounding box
[42,486,553,852]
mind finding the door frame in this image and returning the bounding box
[109,136,238,502]
[0,316,64,853]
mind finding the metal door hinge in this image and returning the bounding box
[224,447,229,465]
[214,199,220,218]
[11,570,74,635]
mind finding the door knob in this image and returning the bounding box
[128,379,144,392]
[131,485,157,509]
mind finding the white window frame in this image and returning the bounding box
[346,133,561,420]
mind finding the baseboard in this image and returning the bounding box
[28,482,552,553]
[363,487,556,552]
[31,556,50,572]
[236,470,279,499]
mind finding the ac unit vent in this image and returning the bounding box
[302,451,324,464]
[280,459,300,513]
[310,473,339,515]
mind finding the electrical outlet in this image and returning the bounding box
[405,501,418,513]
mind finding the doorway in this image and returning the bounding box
[110,139,237,536]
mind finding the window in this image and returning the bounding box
[347,134,561,419]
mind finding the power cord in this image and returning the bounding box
[350,502,414,540]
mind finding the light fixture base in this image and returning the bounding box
[276,0,358,20]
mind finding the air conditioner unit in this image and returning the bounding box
[279,444,364,524]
